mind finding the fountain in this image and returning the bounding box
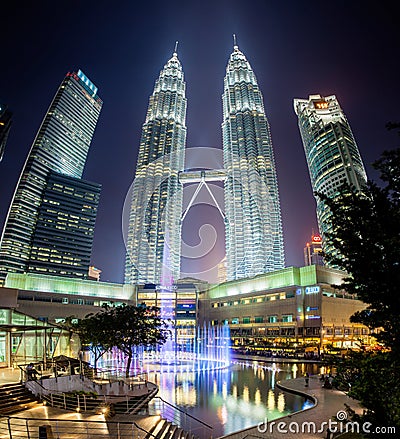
[94,321,230,375]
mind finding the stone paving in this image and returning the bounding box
[0,367,20,384]
[219,374,363,439]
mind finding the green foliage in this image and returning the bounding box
[72,310,114,371]
[102,304,171,377]
[67,390,98,398]
[319,128,400,433]
[318,147,400,353]
[73,304,171,377]
[333,351,400,430]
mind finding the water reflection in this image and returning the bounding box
[147,361,320,437]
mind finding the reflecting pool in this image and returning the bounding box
[147,361,320,438]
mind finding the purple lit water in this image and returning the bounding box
[147,360,320,438]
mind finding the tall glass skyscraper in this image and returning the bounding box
[0,70,102,284]
[294,94,367,263]
[27,171,101,278]
[0,103,12,162]
[222,43,285,280]
[124,50,186,284]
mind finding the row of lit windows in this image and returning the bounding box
[18,294,126,307]
[229,314,294,324]
[211,291,295,308]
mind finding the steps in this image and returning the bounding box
[146,419,197,439]
[0,383,39,415]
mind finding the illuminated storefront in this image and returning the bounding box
[137,282,197,349]
[0,306,76,368]
[202,265,371,351]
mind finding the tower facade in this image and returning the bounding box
[124,50,186,284]
[222,43,285,280]
[0,70,102,283]
[27,171,101,278]
[0,103,12,162]
[294,94,367,263]
[304,232,324,266]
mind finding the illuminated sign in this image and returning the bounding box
[312,235,322,243]
[305,286,320,294]
[313,100,328,109]
[77,70,98,96]
[155,285,178,291]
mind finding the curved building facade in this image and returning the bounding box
[0,70,102,284]
[294,94,367,264]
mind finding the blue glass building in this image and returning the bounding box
[0,70,102,283]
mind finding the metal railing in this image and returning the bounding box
[20,363,156,416]
[12,362,210,438]
[38,386,157,415]
[0,415,157,439]
[149,396,213,439]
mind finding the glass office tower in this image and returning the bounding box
[222,43,285,280]
[0,103,12,162]
[27,171,101,278]
[0,70,102,284]
[294,94,367,263]
[124,50,186,284]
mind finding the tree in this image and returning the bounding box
[318,126,400,431]
[334,351,400,429]
[74,304,171,378]
[105,304,171,378]
[319,147,400,353]
[72,310,114,372]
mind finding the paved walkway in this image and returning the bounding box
[219,375,362,439]
[0,367,161,438]
[0,367,20,384]
[0,406,161,439]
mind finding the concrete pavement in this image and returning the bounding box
[219,374,362,439]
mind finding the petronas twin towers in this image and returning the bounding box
[125,42,285,285]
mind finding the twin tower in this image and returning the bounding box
[124,43,285,284]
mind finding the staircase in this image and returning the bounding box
[0,383,39,415]
[147,419,198,439]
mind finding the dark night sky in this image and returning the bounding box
[1,1,399,283]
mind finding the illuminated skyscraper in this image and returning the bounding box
[124,49,186,284]
[222,41,285,280]
[0,70,102,284]
[27,171,101,279]
[0,103,12,162]
[294,94,367,263]
[304,232,324,266]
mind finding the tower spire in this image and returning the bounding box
[174,41,178,55]
[233,34,238,49]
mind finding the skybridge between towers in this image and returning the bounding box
[179,169,226,221]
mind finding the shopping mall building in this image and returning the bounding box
[0,265,371,367]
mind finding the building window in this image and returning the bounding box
[243,317,251,324]
[232,318,239,324]
[282,314,293,323]
[267,315,277,323]
[255,316,264,323]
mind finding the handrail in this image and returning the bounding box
[127,387,158,414]
[22,373,155,415]
[152,396,213,430]
[0,414,159,438]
